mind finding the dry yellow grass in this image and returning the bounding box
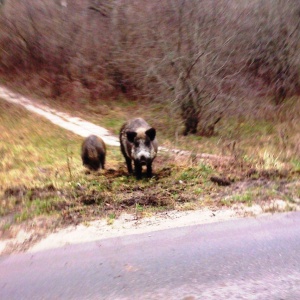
[0,97,299,233]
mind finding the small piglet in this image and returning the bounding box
[120,118,158,179]
[81,135,106,171]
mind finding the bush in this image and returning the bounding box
[0,0,300,134]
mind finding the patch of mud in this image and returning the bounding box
[210,176,232,186]
[3,184,65,203]
[4,185,27,200]
[245,168,290,179]
[1,85,299,255]
[1,166,299,255]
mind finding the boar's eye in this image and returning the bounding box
[127,131,137,143]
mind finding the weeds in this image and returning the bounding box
[0,98,299,233]
[107,213,116,225]
[179,163,213,182]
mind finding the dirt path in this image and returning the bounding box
[0,85,228,160]
[0,85,120,146]
[0,85,292,255]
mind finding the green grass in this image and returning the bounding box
[230,192,254,206]
[12,82,300,172]
[1,95,299,232]
[291,159,300,172]
[178,164,213,181]
[0,100,123,189]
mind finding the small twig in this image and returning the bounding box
[66,146,73,181]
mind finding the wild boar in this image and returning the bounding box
[120,118,158,179]
[81,135,106,171]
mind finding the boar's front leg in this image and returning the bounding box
[125,157,133,174]
[134,160,142,179]
[146,163,153,178]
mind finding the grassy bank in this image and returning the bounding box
[0,97,299,234]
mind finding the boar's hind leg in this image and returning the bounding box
[82,151,89,166]
[134,160,142,179]
[99,154,105,169]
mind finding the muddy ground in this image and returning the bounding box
[1,153,299,255]
[0,85,299,255]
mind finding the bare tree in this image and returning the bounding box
[0,0,300,123]
[122,0,236,136]
[247,0,300,106]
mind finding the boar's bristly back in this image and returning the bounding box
[81,135,106,171]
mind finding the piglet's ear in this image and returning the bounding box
[145,128,156,141]
[126,131,137,143]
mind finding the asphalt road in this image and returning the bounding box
[1,212,300,300]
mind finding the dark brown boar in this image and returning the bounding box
[120,118,158,179]
[81,135,106,171]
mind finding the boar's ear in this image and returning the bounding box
[126,131,137,143]
[145,128,156,141]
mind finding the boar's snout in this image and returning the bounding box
[135,147,153,165]
[137,153,150,165]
